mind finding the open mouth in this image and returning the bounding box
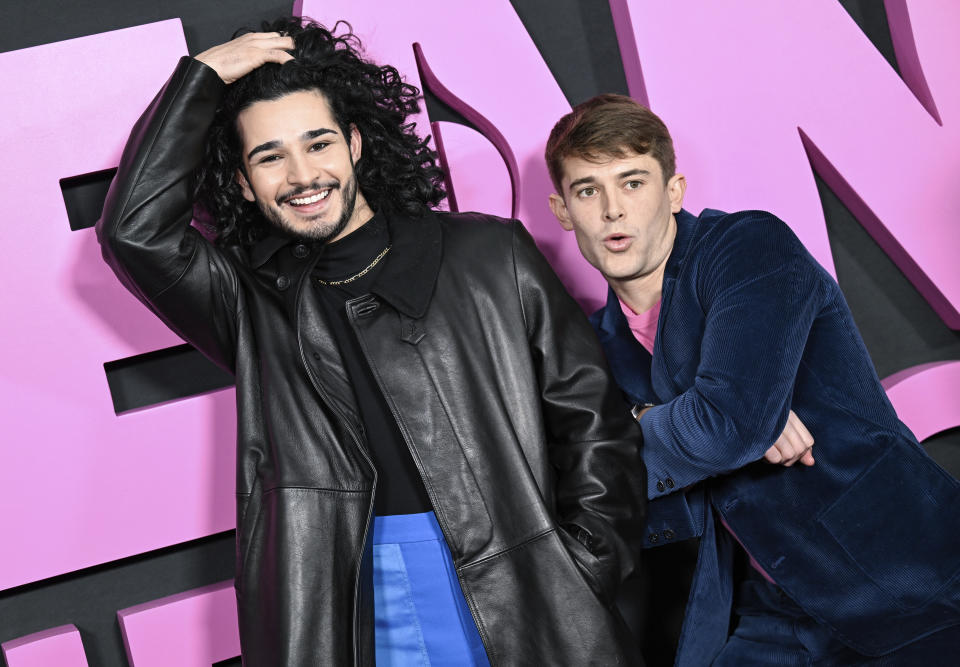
[278,187,338,216]
[603,233,633,251]
[285,189,332,208]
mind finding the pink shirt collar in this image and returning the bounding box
[618,296,661,355]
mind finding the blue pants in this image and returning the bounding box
[713,568,960,666]
[372,512,490,666]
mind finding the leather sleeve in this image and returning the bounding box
[96,56,239,372]
[511,220,646,602]
[640,213,825,498]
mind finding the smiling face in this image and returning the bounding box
[235,89,373,243]
[549,151,686,294]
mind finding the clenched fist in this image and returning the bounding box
[764,410,815,467]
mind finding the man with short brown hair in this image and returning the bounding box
[547,93,960,665]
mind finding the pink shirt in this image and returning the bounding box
[618,296,660,355]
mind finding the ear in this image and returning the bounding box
[236,168,255,203]
[349,124,362,164]
[667,173,687,213]
[549,193,574,231]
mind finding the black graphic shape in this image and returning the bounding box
[104,344,234,415]
[61,168,117,232]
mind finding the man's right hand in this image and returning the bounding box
[195,32,295,84]
[764,410,815,467]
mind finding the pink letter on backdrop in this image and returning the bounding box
[433,121,513,220]
[298,0,610,308]
[883,362,960,441]
[0,21,236,591]
[610,0,960,438]
[1,625,88,667]
[118,581,239,667]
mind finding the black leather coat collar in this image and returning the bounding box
[247,211,442,319]
[369,211,442,320]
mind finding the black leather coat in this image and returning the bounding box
[98,57,646,666]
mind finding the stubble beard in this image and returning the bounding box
[256,172,359,244]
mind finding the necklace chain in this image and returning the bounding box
[316,245,392,286]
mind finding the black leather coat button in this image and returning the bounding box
[656,480,665,492]
[276,275,290,290]
[293,244,310,259]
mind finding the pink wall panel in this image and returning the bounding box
[1,625,88,667]
[0,21,236,591]
[883,361,960,441]
[610,0,960,325]
[1,5,957,664]
[433,121,513,220]
[610,0,960,438]
[118,581,239,667]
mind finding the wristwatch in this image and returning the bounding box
[630,402,655,423]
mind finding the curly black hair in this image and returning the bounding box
[194,17,446,247]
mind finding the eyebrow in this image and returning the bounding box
[246,127,339,161]
[567,176,596,191]
[617,168,651,179]
[567,168,652,192]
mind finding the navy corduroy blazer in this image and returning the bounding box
[590,208,960,664]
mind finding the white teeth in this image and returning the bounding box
[289,190,330,205]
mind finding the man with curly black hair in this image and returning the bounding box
[98,17,645,666]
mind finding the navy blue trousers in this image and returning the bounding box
[713,568,960,666]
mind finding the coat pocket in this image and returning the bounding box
[459,529,641,665]
[817,440,960,611]
[558,526,611,604]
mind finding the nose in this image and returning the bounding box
[286,153,314,186]
[603,192,625,222]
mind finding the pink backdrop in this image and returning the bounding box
[2,1,957,663]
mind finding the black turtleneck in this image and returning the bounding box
[311,211,432,516]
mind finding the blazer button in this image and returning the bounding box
[276,275,290,290]
[649,532,659,544]
[656,480,665,492]
[664,529,675,541]
[665,477,675,489]
[293,244,310,259]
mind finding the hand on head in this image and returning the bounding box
[196,32,295,84]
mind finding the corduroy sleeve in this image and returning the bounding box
[641,213,825,499]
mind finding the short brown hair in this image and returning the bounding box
[545,94,676,193]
